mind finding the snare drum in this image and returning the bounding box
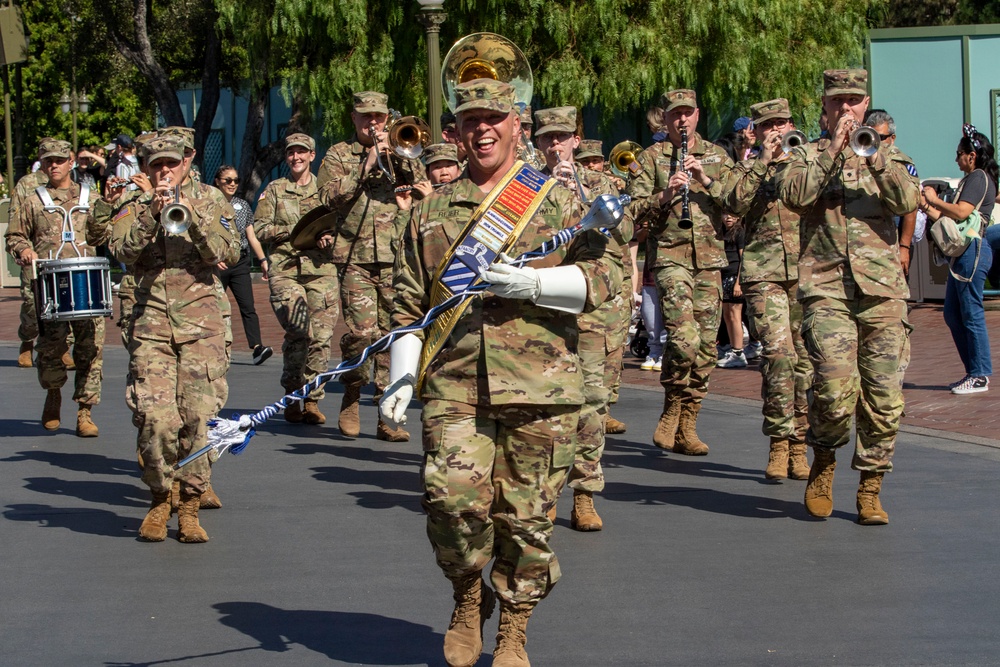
[35,257,113,322]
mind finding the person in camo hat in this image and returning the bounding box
[627,87,735,458]
[317,91,428,442]
[725,98,812,483]
[421,142,462,185]
[381,80,621,667]
[5,138,108,437]
[776,68,919,525]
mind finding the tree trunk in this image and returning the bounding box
[236,84,305,201]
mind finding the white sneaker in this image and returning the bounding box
[717,344,732,360]
[745,341,763,360]
[717,350,748,368]
[653,357,662,371]
[952,376,989,395]
[640,356,656,371]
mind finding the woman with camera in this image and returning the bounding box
[922,125,998,395]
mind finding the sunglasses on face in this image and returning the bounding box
[879,133,894,141]
[217,177,239,185]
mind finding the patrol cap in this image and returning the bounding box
[519,105,534,126]
[353,91,389,114]
[660,89,698,113]
[534,106,577,136]
[454,79,515,115]
[750,98,792,124]
[575,139,603,160]
[142,136,185,164]
[160,126,195,151]
[422,142,459,166]
[824,69,868,97]
[285,132,315,152]
[38,139,72,160]
[440,111,457,131]
[133,131,158,151]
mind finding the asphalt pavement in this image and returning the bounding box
[2,344,999,666]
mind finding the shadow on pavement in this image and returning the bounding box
[603,439,762,481]
[21,477,148,508]
[285,441,422,467]
[206,601,448,666]
[0,419,55,438]
[3,503,141,537]
[1,450,136,477]
[311,465,423,514]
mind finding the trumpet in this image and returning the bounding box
[387,114,432,161]
[849,122,880,158]
[161,181,191,234]
[780,130,807,154]
[677,128,693,230]
[609,141,644,180]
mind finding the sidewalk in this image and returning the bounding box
[2,284,996,444]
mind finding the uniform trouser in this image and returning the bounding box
[654,265,722,403]
[800,293,908,473]
[19,270,38,342]
[339,262,393,390]
[268,273,339,401]
[37,317,104,406]
[422,399,577,606]
[118,274,136,349]
[127,334,227,495]
[605,287,630,406]
[743,280,811,441]
[219,251,263,350]
[568,331,609,492]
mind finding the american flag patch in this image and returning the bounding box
[113,205,132,222]
[906,164,918,177]
[258,191,267,201]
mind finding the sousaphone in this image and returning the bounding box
[441,32,533,114]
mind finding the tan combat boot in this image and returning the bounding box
[377,418,410,442]
[652,392,682,450]
[765,438,789,480]
[177,491,209,543]
[546,503,557,523]
[804,447,837,517]
[339,384,362,438]
[76,404,99,438]
[856,471,889,525]
[170,479,181,512]
[284,400,304,423]
[303,399,326,425]
[17,341,33,368]
[200,483,222,509]
[493,602,533,667]
[443,573,496,667]
[42,388,61,431]
[604,413,627,434]
[673,402,709,456]
[570,490,603,531]
[62,349,75,370]
[788,441,811,480]
[138,491,172,542]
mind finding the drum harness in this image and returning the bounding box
[35,183,91,261]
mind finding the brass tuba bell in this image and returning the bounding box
[442,32,533,114]
[609,141,644,180]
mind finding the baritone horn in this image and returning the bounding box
[609,141,644,180]
[441,32,539,168]
[780,130,807,154]
[162,183,191,234]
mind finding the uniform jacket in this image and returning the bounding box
[776,140,919,300]
[393,173,622,407]
[725,155,802,284]
[6,181,106,259]
[253,175,333,278]
[317,136,427,266]
[626,132,734,271]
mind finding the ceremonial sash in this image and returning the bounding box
[417,160,555,391]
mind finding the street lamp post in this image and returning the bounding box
[416,0,447,141]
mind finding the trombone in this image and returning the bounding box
[369,111,432,184]
[609,141,644,181]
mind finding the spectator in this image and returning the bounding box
[922,124,998,394]
[717,212,748,368]
[72,148,105,190]
[213,165,273,366]
[733,116,757,161]
[103,135,137,191]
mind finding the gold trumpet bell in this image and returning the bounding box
[609,141,644,180]
[442,32,533,113]
[388,115,432,159]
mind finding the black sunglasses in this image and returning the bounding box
[217,177,239,185]
[878,132,894,141]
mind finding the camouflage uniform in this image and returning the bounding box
[317,92,427,394]
[776,72,918,473]
[95,189,146,348]
[7,171,50,346]
[109,136,239,496]
[393,82,621,605]
[254,137,339,404]
[627,89,734,450]
[536,111,631,495]
[6,154,108,408]
[725,98,811,444]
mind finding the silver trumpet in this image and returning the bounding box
[781,129,807,154]
[162,184,192,234]
[849,122,880,158]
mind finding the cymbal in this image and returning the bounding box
[290,206,337,251]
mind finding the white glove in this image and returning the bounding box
[481,261,542,301]
[378,333,422,427]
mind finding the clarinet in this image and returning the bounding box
[678,128,694,230]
